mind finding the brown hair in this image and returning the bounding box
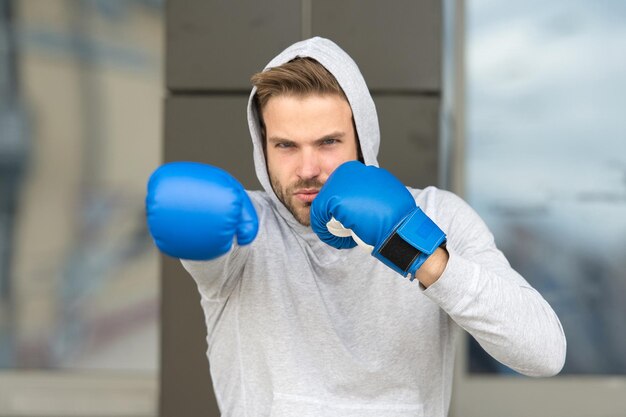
[251,57,348,113]
[251,57,362,160]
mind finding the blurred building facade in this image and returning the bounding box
[1,0,161,415]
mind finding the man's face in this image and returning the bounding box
[263,94,358,226]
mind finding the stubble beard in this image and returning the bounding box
[269,174,324,226]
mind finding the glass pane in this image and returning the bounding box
[0,0,162,371]
[466,0,626,375]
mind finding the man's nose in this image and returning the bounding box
[296,149,322,179]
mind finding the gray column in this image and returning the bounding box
[162,1,443,415]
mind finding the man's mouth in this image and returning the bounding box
[293,189,319,203]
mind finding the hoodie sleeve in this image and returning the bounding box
[181,243,250,302]
[179,191,267,301]
[420,189,567,377]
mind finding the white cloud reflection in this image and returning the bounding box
[467,0,626,230]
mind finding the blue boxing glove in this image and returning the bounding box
[145,162,258,260]
[311,161,446,277]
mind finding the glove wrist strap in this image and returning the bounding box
[373,208,447,278]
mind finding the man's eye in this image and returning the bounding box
[322,138,338,145]
[276,142,294,149]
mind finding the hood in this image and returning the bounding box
[247,37,380,229]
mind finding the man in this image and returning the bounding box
[146,37,566,417]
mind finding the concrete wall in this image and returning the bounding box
[163,1,447,415]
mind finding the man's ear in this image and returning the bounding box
[259,118,267,158]
[352,117,364,163]
[262,128,267,159]
[253,95,268,158]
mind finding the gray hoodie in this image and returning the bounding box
[182,37,566,417]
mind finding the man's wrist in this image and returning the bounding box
[412,246,449,288]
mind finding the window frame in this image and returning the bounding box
[444,1,626,415]
[451,333,626,416]
[0,371,157,417]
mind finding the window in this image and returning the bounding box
[0,1,162,415]
[452,0,626,415]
